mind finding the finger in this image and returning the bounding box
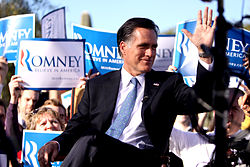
[51,149,58,162]
[240,84,250,93]
[244,111,250,117]
[243,57,249,62]
[88,69,93,77]
[207,9,213,27]
[76,81,86,88]
[10,75,23,82]
[212,16,217,29]
[181,29,192,40]
[243,61,249,67]
[79,77,88,81]
[238,96,243,106]
[197,10,202,25]
[90,72,100,79]
[43,147,50,165]
[12,78,23,83]
[167,65,177,72]
[203,7,209,28]
[38,148,47,167]
[241,94,248,107]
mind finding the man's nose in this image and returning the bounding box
[145,48,156,57]
[28,100,36,108]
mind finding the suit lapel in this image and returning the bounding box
[141,71,161,116]
[102,71,121,124]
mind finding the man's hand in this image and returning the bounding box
[38,141,59,167]
[182,7,217,53]
[76,69,100,88]
[166,65,177,72]
[8,75,23,104]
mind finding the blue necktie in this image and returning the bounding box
[106,77,138,139]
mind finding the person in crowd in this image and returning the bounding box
[42,99,68,127]
[26,107,64,131]
[71,69,100,114]
[0,121,20,167]
[0,98,19,167]
[173,115,193,132]
[170,87,249,167]
[173,111,215,132]
[0,56,8,95]
[5,75,40,152]
[38,7,216,167]
[239,49,250,130]
[0,99,6,128]
[238,84,250,130]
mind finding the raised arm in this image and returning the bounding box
[182,7,217,64]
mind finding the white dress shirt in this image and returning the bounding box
[111,67,152,149]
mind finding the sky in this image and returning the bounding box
[44,0,250,38]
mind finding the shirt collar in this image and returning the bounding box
[121,67,145,87]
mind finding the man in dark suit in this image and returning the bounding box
[38,7,216,167]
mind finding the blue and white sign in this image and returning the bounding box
[61,90,72,110]
[152,35,175,71]
[22,130,62,167]
[15,39,85,90]
[0,14,35,62]
[173,20,199,85]
[73,24,175,74]
[226,27,250,76]
[173,20,250,86]
[73,24,122,75]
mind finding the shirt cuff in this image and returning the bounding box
[198,59,214,71]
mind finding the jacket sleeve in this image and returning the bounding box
[5,103,23,151]
[53,80,92,155]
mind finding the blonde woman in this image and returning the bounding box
[27,107,64,131]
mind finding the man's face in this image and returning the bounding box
[226,99,245,136]
[18,90,39,119]
[120,27,158,76]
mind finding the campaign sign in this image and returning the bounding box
[73,24,175,74]
[41,7,67,39]
[61,90,72,110]
[22,130,62,167]
[173,20,199,86]
[173,20,250,86]
[73,24,122,75]
[152,35,175,71]
[15,39,85,90]
[0,14,35,62]
[227,27,250,76]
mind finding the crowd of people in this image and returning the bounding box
[0,7,249,167]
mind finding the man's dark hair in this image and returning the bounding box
[117,17,159,55]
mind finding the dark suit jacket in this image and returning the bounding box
[54,63,214,156]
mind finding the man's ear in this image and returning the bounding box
[119,41,127,56]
